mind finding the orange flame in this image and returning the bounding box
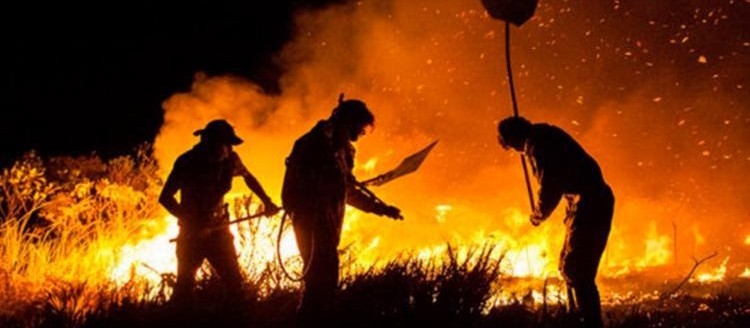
[693,257,729,283]
[105,0,748,290]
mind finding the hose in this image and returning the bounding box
[276,210,312,282]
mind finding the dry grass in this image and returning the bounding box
[1,148,749,328]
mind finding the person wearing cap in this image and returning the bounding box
[282,95,403,325]
[497,116,614,328]
[159,119,280,307]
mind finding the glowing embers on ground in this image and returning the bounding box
[491,280,569,308]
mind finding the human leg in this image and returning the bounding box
[173,238,205,306]
[292,212,340,326]
[206,230,244,299]
[561,225,611,327]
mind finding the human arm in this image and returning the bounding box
[232,153,280,215]
[340,144,401,220]
[531,172,564,225]
[346,178,402,220]
[159,163,187,219]
[527,137,564,226]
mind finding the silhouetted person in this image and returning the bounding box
[282,95,403,325]
[159,119,280,307]
[498,116,614,328]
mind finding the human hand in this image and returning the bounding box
[382,205,403,220]
[529,212,544,227]
[263,202,281,216]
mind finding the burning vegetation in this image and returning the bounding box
[1,145,748,327]
[2,0,749,327]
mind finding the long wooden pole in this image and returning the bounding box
[504,21,536,212]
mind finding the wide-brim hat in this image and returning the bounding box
[193,119,243,145]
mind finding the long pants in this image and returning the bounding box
[291,210,342,325]
[172,228,243,305]
[561,185,614,328]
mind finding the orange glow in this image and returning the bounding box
[109,212,304,292]
[362,157,379,173]
[5,0,746,306]
[694,257,729,283]
[105,0,748,291]
[693,225,706,246]
[638,222,672,268]
[111,217,178,285]
[434,204,452,223]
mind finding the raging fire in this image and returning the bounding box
[2,0,748,320]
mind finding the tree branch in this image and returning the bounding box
[667,250,718,296]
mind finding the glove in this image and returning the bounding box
[381,204,403,220]
[529,212,544,227]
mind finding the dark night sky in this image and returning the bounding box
[3,0,341,166]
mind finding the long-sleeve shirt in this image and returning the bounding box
[282,120,387,225]
[160,143,270,228]
[525,123,607,221]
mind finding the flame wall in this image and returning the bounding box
[153,0,750,278]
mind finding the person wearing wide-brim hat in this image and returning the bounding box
[160,119,280,307]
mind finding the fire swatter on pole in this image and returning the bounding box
[361,140,439,187]
[481,0,538,212]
